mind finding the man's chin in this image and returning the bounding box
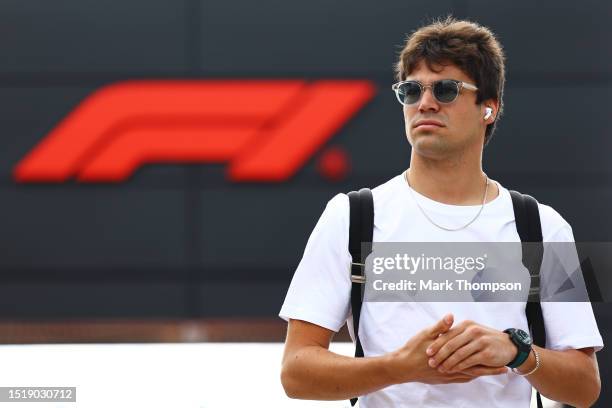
[410,130,443,141]
[409,137,452,158]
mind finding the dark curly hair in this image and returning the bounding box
[396,16,506,146]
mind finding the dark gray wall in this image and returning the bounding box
[1,1,610,307]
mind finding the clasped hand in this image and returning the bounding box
[386,313,517,385]
[426,314,517,374]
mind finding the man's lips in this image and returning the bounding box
[413,120,445,128]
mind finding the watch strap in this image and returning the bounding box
[505,328,532,368]
[508,349,531,368]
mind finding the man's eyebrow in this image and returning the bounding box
[403,77,464,82]
[404,76,446,80]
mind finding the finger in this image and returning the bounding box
[429,375,474,384]
[451,377,476,383]
[428,331,473,368]
[439,339,482,372]
[427,313,454,338]
[459,365,508,377]
[443,375,476,384]
[452,351,498,373]
[426,325,465,357]
[445,374,475,381]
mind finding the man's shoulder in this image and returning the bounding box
[536,200,573,240]
[328,173,403,212]
[508,187,572,241]
[371,173,404,198]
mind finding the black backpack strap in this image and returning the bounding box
[347,188,373,407]
[510,190,545,408]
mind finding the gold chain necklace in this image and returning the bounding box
[403,170,489,231]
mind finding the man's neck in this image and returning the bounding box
[406,156,499,206]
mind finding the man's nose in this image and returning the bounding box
[417,87,440,113]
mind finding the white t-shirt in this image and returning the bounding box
[279,173,604,408]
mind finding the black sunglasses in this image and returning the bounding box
[391,79,478,105]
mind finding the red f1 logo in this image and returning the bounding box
[13,80,375,183]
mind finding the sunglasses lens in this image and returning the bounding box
[396,82,422,105]
[433,80,459,103]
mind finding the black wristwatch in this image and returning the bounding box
[504,328,532,368]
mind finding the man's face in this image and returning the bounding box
[402,60,485,159]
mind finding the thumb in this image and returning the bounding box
[427,313,454,338]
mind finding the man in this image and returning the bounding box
[279,17,603,407]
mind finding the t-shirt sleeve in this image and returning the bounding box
[278,193,352,332]
[538,207,604,352]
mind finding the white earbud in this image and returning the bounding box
[484,107,493,120]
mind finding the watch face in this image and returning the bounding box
[516,329,532,346]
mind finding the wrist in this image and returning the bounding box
[383,349,420,385]
[505,337,519,366]
[513,347,540,376]
[504,328,532,368]
[382,351,405,385]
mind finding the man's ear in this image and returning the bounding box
[482,99,500,122]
